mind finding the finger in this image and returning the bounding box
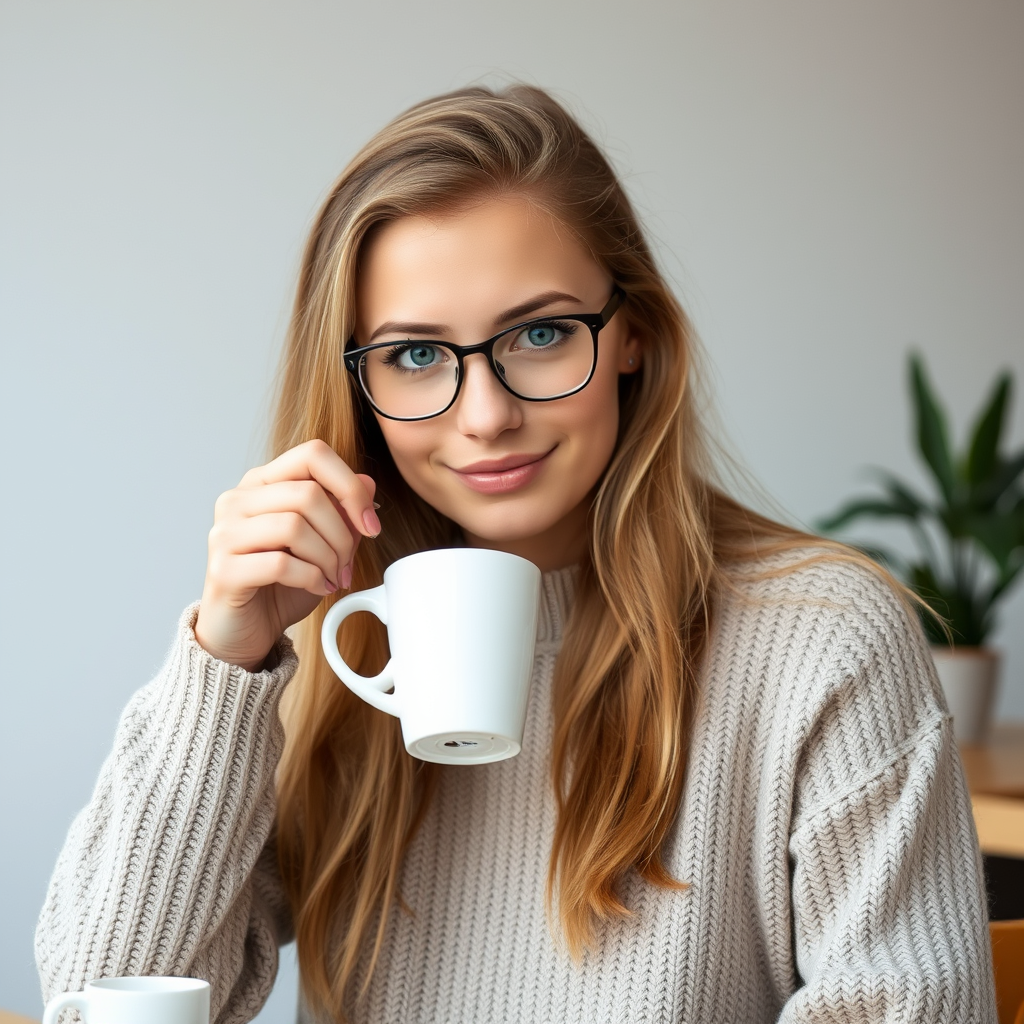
[322,488,376,589]
[220,549,337,597]
[327,474,377,582]
[218,511,345,589]
[240,439,380,538]
[221,480,358,572]
[325,492,362,584]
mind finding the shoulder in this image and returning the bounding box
[715,544,933,683]
[723,543,914,622]
[704,546,950,802]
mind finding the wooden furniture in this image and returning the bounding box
[962,723,1024,799]
[991,919,1024,1024]
[962,723,1024,860]
[974,795,1024,859]
[0,1010,38,1024]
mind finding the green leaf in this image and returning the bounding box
[910,561,942,599]
[910,563,988,646]
[966,372,1011,486]
[909,353,957,502]
[987,555,1024,606]
[989,495,1024,594]
[865,468,930,515]
[973,449,1024,509]
[964,513,1021,571]
[816,498,919,533]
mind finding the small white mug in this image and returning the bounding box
[321,547,541,764]
[43,976,210,1024]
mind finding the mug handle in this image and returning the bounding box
[321,585,400,717]
[43,992,88,1024]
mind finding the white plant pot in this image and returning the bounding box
[930,646,1000,746]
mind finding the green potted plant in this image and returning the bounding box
[818,353,1024,744]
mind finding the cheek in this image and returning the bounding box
[562,367,621,476]
[376,421,438,487]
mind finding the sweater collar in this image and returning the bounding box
[536,563,579,644]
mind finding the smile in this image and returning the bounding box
[449,448,555,495]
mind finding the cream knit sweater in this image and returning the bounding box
[36,555,997,1023]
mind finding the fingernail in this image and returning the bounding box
[362,508,381,536]
[340,564,352,590]
[372,501,381,510]
[325,578,338,593]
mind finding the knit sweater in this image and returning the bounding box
[36,555,997,1023]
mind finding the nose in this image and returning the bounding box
[453,352,523,439]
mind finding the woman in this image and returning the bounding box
[36,84,996,1023]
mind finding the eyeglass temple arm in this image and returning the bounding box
[601,286,625,324]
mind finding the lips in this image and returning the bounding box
[450,448,554,495]
[454,451,552,474]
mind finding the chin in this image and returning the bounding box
[447,498,570,547]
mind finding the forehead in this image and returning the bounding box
[356,198,606,321]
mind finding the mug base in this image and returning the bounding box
[407,731,520,764]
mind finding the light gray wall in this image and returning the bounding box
[2,0,1021,1016]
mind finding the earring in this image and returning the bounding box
[628,357,636,366]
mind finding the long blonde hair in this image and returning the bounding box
[271,84,886,1021]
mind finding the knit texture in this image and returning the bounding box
[36,554,997,1023]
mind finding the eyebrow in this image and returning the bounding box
[366,290,583,342]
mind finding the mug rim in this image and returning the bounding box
[87,976,210,993]
[384,546,540,578]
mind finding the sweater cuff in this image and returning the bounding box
[177,600,299,688]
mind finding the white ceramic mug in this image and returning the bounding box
[43,977,210,1024]
[321,547,541,764]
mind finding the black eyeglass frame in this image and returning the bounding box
[343,286,626,422]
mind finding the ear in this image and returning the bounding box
[617,329,643,374]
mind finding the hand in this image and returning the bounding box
[194,439,381,671]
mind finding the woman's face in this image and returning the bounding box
[355,197,641,571]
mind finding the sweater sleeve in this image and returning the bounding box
[777,576,997,1023]
[35,601,300,1024]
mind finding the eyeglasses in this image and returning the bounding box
[343,286,625,421]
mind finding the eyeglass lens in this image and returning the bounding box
[358,318,595,419]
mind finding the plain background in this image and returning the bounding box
[2,0,1022,1018]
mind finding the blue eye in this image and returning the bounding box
[407,345,437,366]
[506,320,579,354]
[526,325,557,347]
[382,344,446,371]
